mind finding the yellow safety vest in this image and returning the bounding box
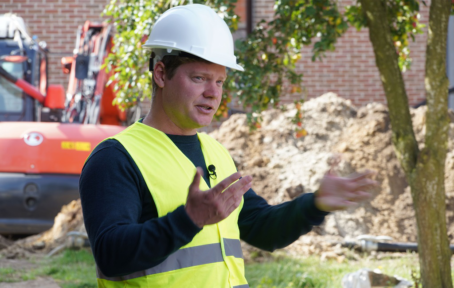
[96,122,248,288]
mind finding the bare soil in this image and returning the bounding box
[211,93,454,258]
[2,92,453,263]
[0,277,60,288]
[1,200,85,260]
[0,256,61,288]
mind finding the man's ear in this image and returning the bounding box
[153,62,166,88]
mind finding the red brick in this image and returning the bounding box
[51,4,69,8]
[2,4,20,9]
[85,4,103,9]
[12,0,429,107]
[27,19,43,24]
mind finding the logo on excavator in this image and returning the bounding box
[23,132,44,146]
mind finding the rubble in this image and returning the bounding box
[0,235,13,250]
[3,92,454,261]
[1,200,85,259]
[211,92,357,204]
[212,92,454,256]
[342,268,413,288]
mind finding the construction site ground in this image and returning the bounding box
[1,93,454,286]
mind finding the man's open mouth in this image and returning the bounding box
[196,105,213,111]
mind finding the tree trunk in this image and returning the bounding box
[359,0,452,286]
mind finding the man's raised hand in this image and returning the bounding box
[315,170,378,212]
[185,167,252,228]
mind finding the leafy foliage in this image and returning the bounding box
[226,0,348,124]
[102,0,166,110]
[346,0,425,72]
[103,0,427,123]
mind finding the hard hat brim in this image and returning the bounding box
[144,45,244,72]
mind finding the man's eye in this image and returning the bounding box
[194,76,204,81]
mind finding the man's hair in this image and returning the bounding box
[151,54,210,98]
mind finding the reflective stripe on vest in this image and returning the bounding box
[100,123,248,288]
[97,239,243,281]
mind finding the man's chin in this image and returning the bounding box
[193,114,215,128]
[196,120,212,129]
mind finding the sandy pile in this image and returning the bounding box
[211,92,454,257]
[0,236,13,251]
[1,200,86,259]
[211,92,357,205]
[331,103,454,242]
[3,92,454,260]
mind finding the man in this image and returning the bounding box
[79,4,376,288]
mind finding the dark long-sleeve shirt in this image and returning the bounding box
[79,134,328,277]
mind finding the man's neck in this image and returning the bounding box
[142,97,197,136]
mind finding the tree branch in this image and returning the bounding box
[359,0,419,174]
[424,0,451,160]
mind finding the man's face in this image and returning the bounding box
[161,61,226,133]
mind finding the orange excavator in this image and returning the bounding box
[0,14,137,234]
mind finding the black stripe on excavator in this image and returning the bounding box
[0,66,18,83]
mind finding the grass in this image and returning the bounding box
[0,249,97,288]
[40,249,97,288]
[1,248,454,287]
[245,252,423,288]
[0,267,17,283]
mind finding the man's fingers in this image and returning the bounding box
[354,191,373,201]
[221,176,252,199]
[211,172,242,195]
[189,167,203,192]
[217,176,252,214]
[349,170,376,181]
[344,190,373,203]
[352,179,378,192]
[222,179,252,210]
[223,190,248,215]
[341,200,359,210]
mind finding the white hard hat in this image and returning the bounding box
[143,4,244,71]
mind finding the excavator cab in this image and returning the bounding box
[0,14,126,235]
[61,21,141,126]
[0,13,65,123]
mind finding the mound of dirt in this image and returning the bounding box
[1,200,85,259]
[211,92,454,256]
[211,92,357,205]
[332,104,454,242]
[5,92,454,260]
[0,235,14,251]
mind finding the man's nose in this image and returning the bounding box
[203,81,222,98]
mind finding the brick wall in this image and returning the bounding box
[233,0,248,40]
[252,0,429,107]
[1,0,109,89]
[2,0,430,120]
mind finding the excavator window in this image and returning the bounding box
[0,61,23,113]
